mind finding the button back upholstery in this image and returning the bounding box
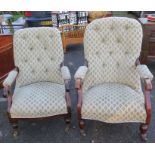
[83,17,143,92]
[11,27,69,118]
[81,17,147,123]
[14,27,64,87]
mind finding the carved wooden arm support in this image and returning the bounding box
[2,68,19,113]
[75,78,83,120]
[60,62,71,114]
[64,79,71,115]
[75,59,88,120]
[135,58,153,124]
[144,78,152,124]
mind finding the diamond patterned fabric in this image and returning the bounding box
[13,27,64,87]
[11,82,67,118]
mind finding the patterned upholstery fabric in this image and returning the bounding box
[82,83,146,123]
[136,65,153,81]
[3,70,18,87]
[80,17,152,123]
[83,17,143,92]
[61,66,71,80]
[13,27,64,87]
[9,27,69,118]
[74,66,88,79]
[11,82,67,118]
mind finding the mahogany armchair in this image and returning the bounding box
[2,27,71,136]
[75,17,153,141]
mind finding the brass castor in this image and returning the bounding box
[13,129,18,137]
[80,129,86,136]
[140,124,148,142]
[64,117,71,133]
[141,133,148,141]
[12,122,19,137]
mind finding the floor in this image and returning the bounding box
[0,44,155,143]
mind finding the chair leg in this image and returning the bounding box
[64,114,71,133]
[3,87,7,98]
[139,123,149,141]
[79,119,86,136]
[9,118,19,137]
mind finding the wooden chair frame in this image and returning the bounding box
[2,63,71,137]
[75,58,152,141]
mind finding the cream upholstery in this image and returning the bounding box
[83,17,143,92]
[79,17,153,123]
[61,66,71,80]
[74,66,88,80]
[11,82,67,118]
[3,70,18,87]
[14,27,64,87]
[6,27,70,118]
[82,83,146,123]
[136,65,153,81]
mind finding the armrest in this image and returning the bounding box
[61,66,71,80]
[74,66,88,80]
[3,70,18,87]
[136,65,153,81]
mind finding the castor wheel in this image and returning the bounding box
[12,129,18,137]
[80,129,86,137]
[140,124,148,142]
[65,123,70,133]
[140,133,148,142]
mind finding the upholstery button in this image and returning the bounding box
[94,25,99,31]
[102,63,106,67]
[102,38,105,43]
[37,58,40,62]
[36,35,40,39]
[50,35,53,38]
[109,51,113,55]
[96,51,99,56]
[22,35,26,40]
[116,38,121,43]
[30,47,33,50]
[31,69,35,73]
[24,59,28,63]
[125,51,129,55]
[45,68,48,72]
[117,62,120,67]
[51,57,54,61]
[110,25,114,30]
[44,47,47,50]
[125,25,130,30]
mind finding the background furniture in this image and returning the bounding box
[139,18,155,64]
[60,24,87,52]
[88,11,112,23]
[2,27,71,136]
[129,11,155,18]
[0,34,14,88]
[75,17,153,141]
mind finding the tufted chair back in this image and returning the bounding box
[83,17,143,92]
[13,27,64,87]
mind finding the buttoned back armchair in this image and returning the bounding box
[3,27,71,136]
[74,17,153,141]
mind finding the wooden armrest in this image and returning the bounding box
[144,79,152,91]
[64,80,70,92]
[75,78,83,89]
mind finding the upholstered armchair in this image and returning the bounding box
[75,17,153,141]
[3,27,71,136]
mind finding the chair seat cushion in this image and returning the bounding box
[10,82,67,118]
[82,83,146,123]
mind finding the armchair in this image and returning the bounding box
[75,17,153,141]
[2,27,71,136]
